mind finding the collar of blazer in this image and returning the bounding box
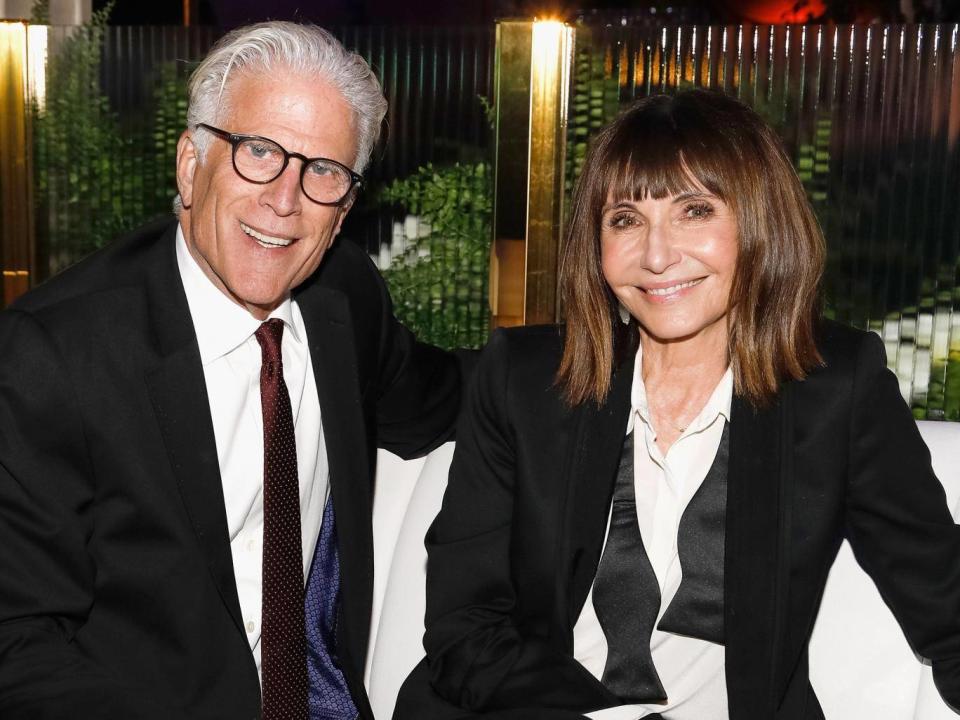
[558,349,792,718]
[142,223,373,689]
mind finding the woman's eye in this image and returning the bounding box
[606,212,637,229]
[683,202,714,219]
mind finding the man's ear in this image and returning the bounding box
[176,130,198,209]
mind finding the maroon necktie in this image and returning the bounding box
[256,319,309,720]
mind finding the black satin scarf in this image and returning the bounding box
[592,422,728,703]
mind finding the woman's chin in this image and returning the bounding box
[636,318,727,346]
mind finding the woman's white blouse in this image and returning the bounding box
[575,346,733,720]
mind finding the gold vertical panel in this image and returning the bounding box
[0,21,34,308]
[525,20,572,325]
[490,21,533,328]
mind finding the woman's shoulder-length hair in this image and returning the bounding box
[556,89,825,408]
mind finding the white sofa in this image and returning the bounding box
[364,421,960,720]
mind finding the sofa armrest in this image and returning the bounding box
[809,420,960,720]
[366,443,456,719]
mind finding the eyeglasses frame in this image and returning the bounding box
[195,123,363,206]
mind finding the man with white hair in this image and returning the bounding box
[0,21,462,720]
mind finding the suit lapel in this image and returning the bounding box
[561,355,634,632]
[725,389,787,719]
[142,224,245,635]
[295,284,373,685]
[555,343,792,716]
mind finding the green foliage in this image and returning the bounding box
[379,163,492,350]
[31,1,194,278]
[32,1,129,275]
[566,31,620,196]
[796,117,832,205]
[29,0,50,23]
[945,349,960,421]
[142,60,191,212]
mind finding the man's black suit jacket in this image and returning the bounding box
[0,218,462,719]
[396,322,960,720]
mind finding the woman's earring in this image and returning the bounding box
[618,302,631,324]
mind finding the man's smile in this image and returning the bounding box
[239,220,296,248]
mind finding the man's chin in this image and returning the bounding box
[219,283,290,320]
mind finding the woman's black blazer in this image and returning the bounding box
[396,320,960,720]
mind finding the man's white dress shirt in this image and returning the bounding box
[576,345,733,720]
[176,226,328,676]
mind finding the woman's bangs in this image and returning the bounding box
[599,111,729,204]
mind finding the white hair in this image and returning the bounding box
[174,21,387,214]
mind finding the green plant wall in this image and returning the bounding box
[31,6,193,279]
[379,162,492,350]
[32,3,129,275]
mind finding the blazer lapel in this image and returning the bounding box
[561,356,634,633]
[554,342,792,716]
[142,225,245,635]
[295,284,373,685]
[725,388,788,719]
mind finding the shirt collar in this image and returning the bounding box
[627,341,733,436]
[175,224,301,366]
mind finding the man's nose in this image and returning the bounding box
[260,162,303,216]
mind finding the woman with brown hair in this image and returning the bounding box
[395,90,960,720]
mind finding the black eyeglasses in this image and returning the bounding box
[196,123,362,206]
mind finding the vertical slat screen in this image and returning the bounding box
[336,26,495,349]
[568,23,960,418]
[31,24,218,279]
[24,24,494,347]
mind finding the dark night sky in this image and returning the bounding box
[94,0,735,27]
[95,0,957,27]
[97,0,548,27]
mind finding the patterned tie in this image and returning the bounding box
[305,496,359,719]
[256,319,309,720]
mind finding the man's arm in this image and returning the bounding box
[0,309,170,719]
[370,258,471,459]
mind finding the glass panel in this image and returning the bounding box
[25,23,495,349]
[568,22,960,419]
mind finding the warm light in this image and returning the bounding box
[530,19,573,138]
[0,21,27,52]
[0,22,28,104]
[532,17,564,27]
[727,0,826,23]
[0,21,34,303]
[27,24,47,110]
[526,19,574,324]
[531,20,567,74]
